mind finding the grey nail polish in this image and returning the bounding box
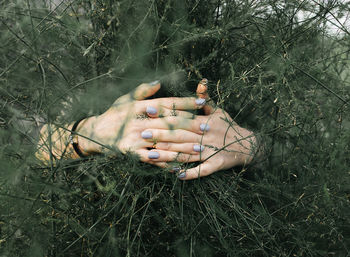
[193,144,205,152]
[141,131,153,139]
[148,151,160,159]
[149,80,160,86]
[195,98,206,105]
[178,172,186,179]
[172,167,181,172]
[146,106,157,115]
[200,123,210,132]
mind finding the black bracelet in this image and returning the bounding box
[69,117,87,158]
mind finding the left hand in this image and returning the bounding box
[140,79,257,180]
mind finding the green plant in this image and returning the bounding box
[0,0,349,256]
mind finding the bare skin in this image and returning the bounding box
[140,79,257,180]
[36,79,257,180]
[36,81,206,166]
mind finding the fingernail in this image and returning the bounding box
[193,144,205,152]
[149,80,160,86]
[200,124,210,132]
[200,78,208,85]
[178,172,186,179]
[195,98,206,105]
[146,106,157,115]
[148,151,160,159]
[172,167,181,172]
[141,131,153,139]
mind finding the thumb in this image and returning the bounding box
[177,162,215,180]
[115,81,161,105]
[196,78,214,115]
[133,80,161,100]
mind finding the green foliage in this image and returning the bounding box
[1,0,349,256]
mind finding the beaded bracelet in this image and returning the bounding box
[68,117,87,158]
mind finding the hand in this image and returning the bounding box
[77,81,207,166]
[140,79,257,179]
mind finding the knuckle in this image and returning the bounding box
[180,132,192,142]
[161,108,170,115]
[151,130,160,140]
[165,116,178,128]
[144,99,157,107]
[191,120,201,131]
[168,97,177,103]
[164,142,171,150]
[158,130,167,141]
[196,166,208,177]
[177,132,185,142]
[217,156,226,169]
[134,102,145,113]
[177,153,189,162]
[190,169,201,179]
[160,97,177,107]
[157,142,170,150]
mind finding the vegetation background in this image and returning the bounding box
[0,0,349,256]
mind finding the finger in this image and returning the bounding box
[196,78,209,99]
[155,142,205,154]
[118,138,154,154]
[148,161,168,168]
[196,78,214,115]
[141,129,203,143]
[144,105,196,119]
[140,96,206,112]
[133,81,161,100]
[177,162,216,180]
[135,149,202,163]
[115,81,161,104]
[143,116,206,134]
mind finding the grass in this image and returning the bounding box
[0,0,349,256]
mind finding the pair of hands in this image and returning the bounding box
[77,80,256,180]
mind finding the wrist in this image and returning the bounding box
[74,116,101,155]
[237,128,257,166]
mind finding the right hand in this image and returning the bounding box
[77,81,207,167]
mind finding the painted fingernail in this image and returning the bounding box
[172,167,181,172]
[148,151,160,159]
[200,78,208,85]
[178,172,186,179]
[200,123,210,132]
[193,144,205,152]
[195,98,206,105]
[146,106,157,115]
[149,80,160,86]
[141,131,153,139]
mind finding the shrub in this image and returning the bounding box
[0,0,349,256]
